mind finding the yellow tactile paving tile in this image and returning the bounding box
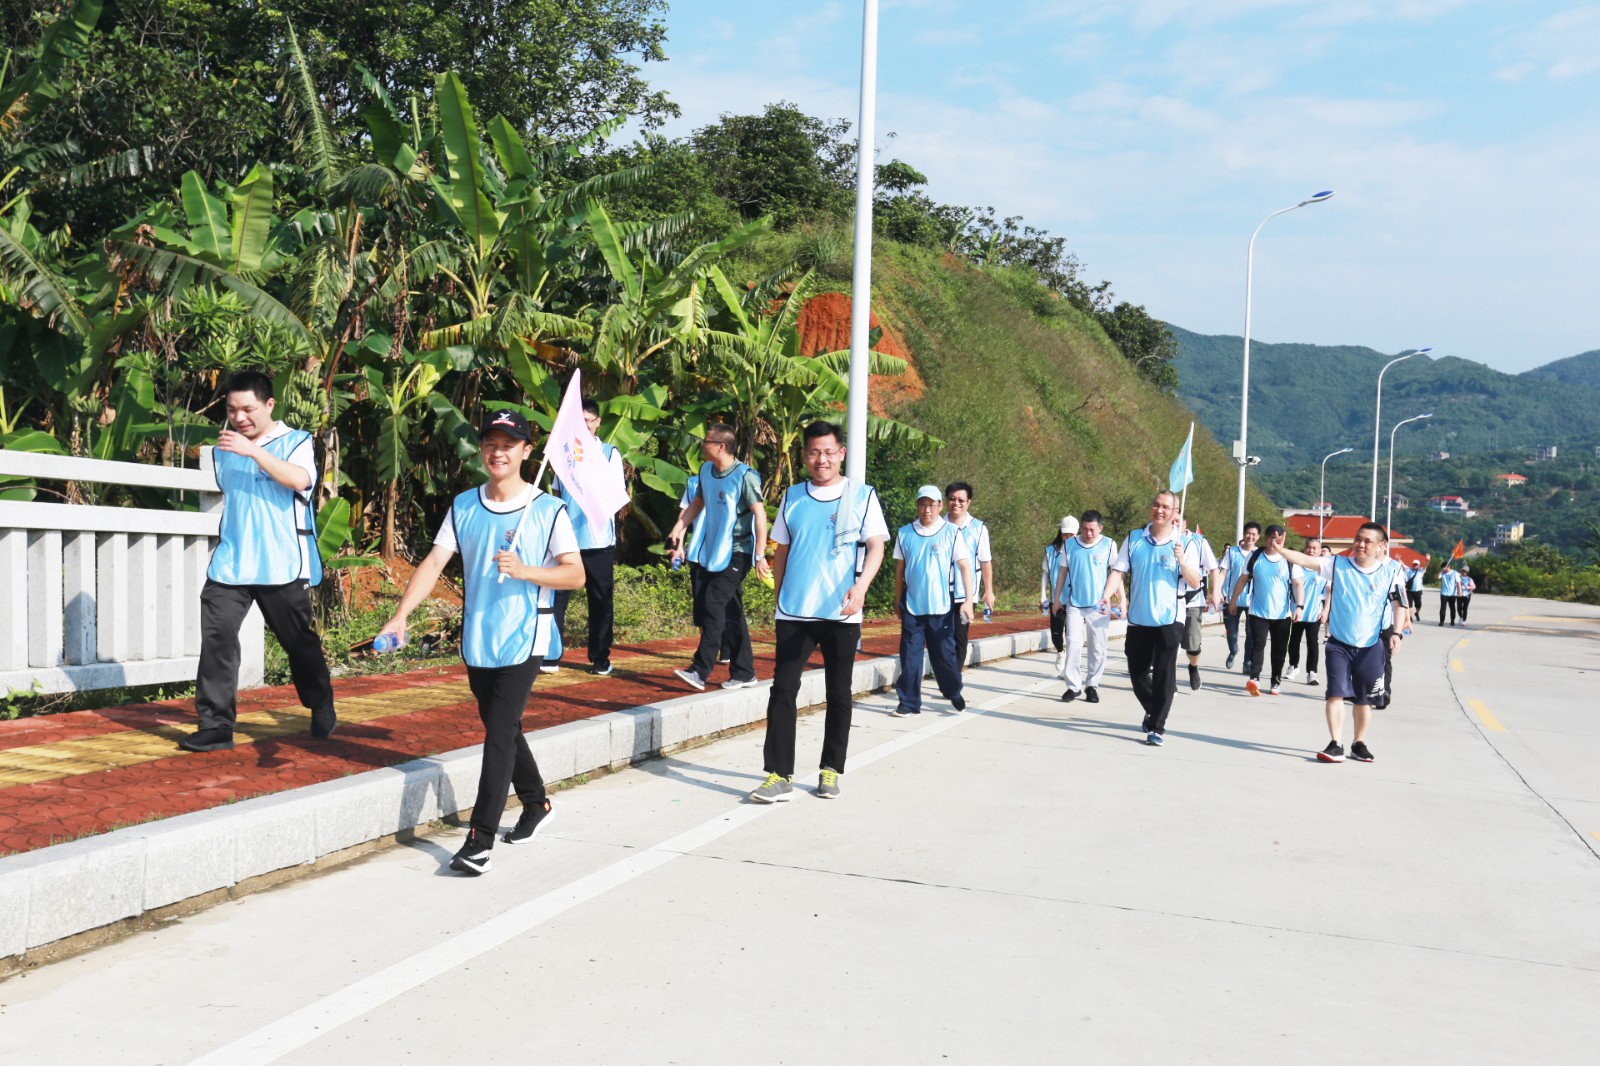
[0,642,780,790]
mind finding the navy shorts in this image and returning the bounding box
[1324,638,1387,703]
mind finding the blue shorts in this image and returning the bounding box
[1324,638,1386,703]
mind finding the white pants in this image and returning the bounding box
[1062,605,1110,691]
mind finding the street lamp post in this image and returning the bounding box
[1318,446,1354,540]
[1369,347,1433,520]
[1236,190,1335,541]
[844,0,880,486]
[1386,413,1433,534]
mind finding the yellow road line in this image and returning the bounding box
[1467,698,1506,733]
[0,642,779,790]
[1457,639,1469,649]
[1450,658,1464,672]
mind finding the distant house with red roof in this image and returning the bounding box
[1495,473,1527,486]
[1428,495,1474,516]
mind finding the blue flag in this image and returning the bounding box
[1168,423,1194,495]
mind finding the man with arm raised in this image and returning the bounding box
[1272,523,1410,764]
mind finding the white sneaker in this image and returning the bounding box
[672,668,706,691]
[539,663,561,674]
[1285,666,1301,682]
[1306,671,1319,687]
[1054,651,1067,673]
[721,676,758,690]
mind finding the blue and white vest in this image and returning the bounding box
[1246,551,1294,621]
[1042,541,1065,601]
[1327,556,1402,649]
[1124,527,1184,628]
[1296,565,1327,623]
[776,481,879,621]
[1222,543,1252,604]
[1063,536,1116,608]
[949,517,986,602]
[557,441,618,551]
[688,461,753,573]
[207,429,321,587]
[453,487,565,669]
[899,521,962,617]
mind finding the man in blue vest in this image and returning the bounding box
[549,398,627,676]
[1101,491,1203,746]
[1219,522,1260,673]
[1405,560,1425,616]
[1228,524,1303,696]
[1274,523,1409,763]
[181,371,335,753]
[945,481,994,674]
[378,410,584,874]
[891,484,975,717]
[1285,538,1329,686]
[1438,564,1460,626]
[1050,509,1117,704]
[751,421,888,802]
[667,423,770,691]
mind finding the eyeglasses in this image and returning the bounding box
[803,448,843,460]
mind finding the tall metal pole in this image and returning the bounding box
[1369,347,1431,520]
[844,0,879,486]
[1387,413,1432,534]
[1318,446,1353,541]
[1235,191,1334,542]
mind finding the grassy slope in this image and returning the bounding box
[869,246,1280,594]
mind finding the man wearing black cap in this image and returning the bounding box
[378,410,585,876]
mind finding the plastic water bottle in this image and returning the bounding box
[371,632,405,654]
[1110,605,1123,620]
[1402,626,1412,637]
[671,555,684,572]
[1040,601,1049,617]
[983,606,993,623]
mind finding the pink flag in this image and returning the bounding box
[546,370,628,530]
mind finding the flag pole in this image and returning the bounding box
[844,0,879,486]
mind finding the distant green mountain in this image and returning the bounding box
[1522,349,1600,390]
[1167,325,1600,475]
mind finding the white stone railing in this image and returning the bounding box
[0,449,263,696]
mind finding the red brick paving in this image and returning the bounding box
[0,614,1045,855]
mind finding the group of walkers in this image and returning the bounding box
[179,369,1434,877]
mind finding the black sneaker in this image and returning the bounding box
[951,696,967,712]
[1225,653,1236,670]
[1060,689,1079,703]
[311,705,338,740]
[1317,741,1345,763]
[450,829,493,875]
[1188,664,1201,692]
[503,798,553,845]
[1349,741,1375,763]
[178,727,235,752]
[1084,687,1099,704]
[591,663,613,676]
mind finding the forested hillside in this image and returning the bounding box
[1168,326,1600,475]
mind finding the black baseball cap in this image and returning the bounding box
[480,409,532,442]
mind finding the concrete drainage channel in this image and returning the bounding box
[0,622,1117,972]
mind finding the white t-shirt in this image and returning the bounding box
[434,485,579,562]
[948,514,993,563]
[258,422,318,579]
[772,478,890,624]
[1177,534,1219,607]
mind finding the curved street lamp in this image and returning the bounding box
[1236,190,1335,541]
[1386,413,1433,534]
[1318,446,1354,540]
[1369,347,1433,520]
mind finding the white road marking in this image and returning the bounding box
[188,662,1057,1065]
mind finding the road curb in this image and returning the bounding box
[2,621,1120,964]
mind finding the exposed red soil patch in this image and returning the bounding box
[795,291,925,413]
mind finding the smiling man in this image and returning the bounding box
[751,420,888,803]
[181,370,335,753]
[378,410,584,875]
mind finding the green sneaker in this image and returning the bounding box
[815,768,841,799]
[750,773,793,804]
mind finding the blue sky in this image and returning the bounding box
[645,1,1600,373]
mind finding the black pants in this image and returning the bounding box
[1224,608,1258,669]
[690,564,741,661]
[465,655,548,840]
[1126,622,1182,734]
[691,552,754,681]
[1049,606,1067,652]
[763,619,860,777]
[551,546,615,668]
[1408,590,1423,614]
[951,602,973,672]
[1457,595,1471,621]
[1440,595,1458,625]
[1247,615,1292,684]
[195,579,333,732]
[1288,620,1321,673]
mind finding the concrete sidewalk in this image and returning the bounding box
[1,593,1596,1064]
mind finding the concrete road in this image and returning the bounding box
[3,593,1597,1065]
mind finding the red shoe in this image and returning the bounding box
[1245,678,1261,697]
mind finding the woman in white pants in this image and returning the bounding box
[1050,510,1118,704]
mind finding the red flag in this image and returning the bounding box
[1451,539,1465,560]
